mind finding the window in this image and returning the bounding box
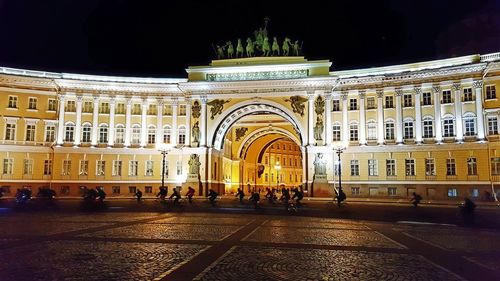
[447,188,458,197]
[423,117,434,138]
[132,103,141,115]
[81,123,91,143]
[351,187,360,195]
[163,104,172,115]
[112,186,120,194]
[491,157,500,175]
[146,160,154,176]
[96,160,105,176]
[129,160,138,176]
[45,125,55,142]
[116,103,125,114]
[131,125,141,144]
[349,123,358,141]
[23,159,33,175]
[403,94,412,107]
[148,104,157,115]
[425,158,435,176]
[388,187,397,196]
[129,186,137,194]
[443,118,455,137]
[5,123,16,140]
[467,157,477,176]
[83,101,93,113]
[442,90,452,104]
[59,159,71,175]
[471,188,479,198]
[64,123,75,142]
[403,120,414,139]
[386,159,396,176]
[176,160,182,176]
[349,99,357,110]
[60,186,70,195]
[463,88,473,102]
[179,104,187,116]
[446,159,456,176]
[350,160,359,176]
[66,100,76,112]
[488,116,498,135]
[385,121,395,140]
[332,124,341,141]
[99,124,108,143]
[79,160,88,176]
[367,97,375,109]
[422,92,432,106]
[3,159,13,174]
[24,124,35,142]
[405,159,415,176]
[112,160,122,176]
[145,186,153,193]
[368,159,378,176]
[178,126,186,144]
[48,99,57,111]
[44,160,52,175]
[464,114,476,136]
[486,85,496,99]
[367,121,377,140]
[385,96,394,108]
[115,125,125,144]
[99,102,109,114]
[28,97,37,110]
[8,96,18,108]
[332,100,340,111]
[163,125,172,143]
[147,126,156,144]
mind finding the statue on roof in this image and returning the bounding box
[216,45,225,59]
[282,37,291,56]
[293,40,302,56]
[246,38,255,57]
[226,41,234,58]
[236,39,244,58]
[272,37,280,56]
[262,36,271,56]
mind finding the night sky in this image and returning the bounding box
[0,0,499,78]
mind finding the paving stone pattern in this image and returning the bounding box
[0,222,110,235]
[151,216,249,225]
[263,219,370,229]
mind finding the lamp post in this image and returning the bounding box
[333,145,346,194]
[274,161,281,190]
[157,143,173,192]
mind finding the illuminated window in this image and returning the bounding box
[23,159,33,175]
[386,159,396,176]
[385,96,394,108]
[79,160,88,176]
[112,160,122,176]
[3,159,13,175]
[96,160,105,176]
[486,85,496,100]
[425,158,435,176]
[467,157,477,176]
[62,159,71,176]
[44,160,52,176]
[350,160,359,176]
[368,159,378,176]
[129,161,138,176]
[25,124,35,141]
[81,123,91,143]
[5,123,16,141]
[8,96,18,108]
[442,90,452,104]
[422,92,432,106]
[28,97,37,110]
[48,99,57,111]
[446,159,456,176]
[146,160,154,176]
[463,88,473,102]
[488,116,498,135]
[405,159,415,176]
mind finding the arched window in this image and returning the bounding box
[332,122,341,141]
[64,122,75,142]
[463,112,476,136]
[385,119,395,140]
[422,116,434,138]
[115,124,125,144]
[366,120,377,140]
[163,125,171,144]
[178,126,186,144]
[81,122,92,143]
[403,118,414,139]
[443,115,455,137]
[349,121,358,141]
[99,124,108,143]
[147,125,156,144]
[131,124,141,144]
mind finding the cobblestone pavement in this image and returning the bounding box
[0,211,498,280]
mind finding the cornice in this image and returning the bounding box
[54,79,183,96]
[0,75,57,91]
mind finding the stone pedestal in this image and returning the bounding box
[313,175,333,197]
[183,173,201,195]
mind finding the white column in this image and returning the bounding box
[91,97,99,146]
[325,93,332,146]
[433,85,443,143]
[108,98,115,146]
[395,89,403,144]
[376,89,385,145]
[414,87,423,144]
[358,91,367,145]
[56,94,66,145]
[140,98,148,147]
[453,82,464,142]
[473,80,485,140]
[156,99,164,144]
[342,92,349,147]
[74,95,83,146]
[124,98,132,147]
[200,97,207,146]
[307,91,315,146]
[171,99,178,146]
[185,98,191,146]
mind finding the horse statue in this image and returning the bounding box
[216,45,225,59]
[262,36,271,56]
[226,41,234,58]
[245,38,255,57]
[282,37,291,56]
[236,38,244,58]
[293,40,301,56]
[271,37,280,56]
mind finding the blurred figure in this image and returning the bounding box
[207,189,218,207]
[235,188,245,203]
[410,192,422,208]
[135,189,143,202]
[185,186,195,204]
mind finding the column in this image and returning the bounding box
[124,98,132,147]
[140,98,148,147]
[185,98,192,146]
[156,99,164,144]
[91,96,99,146]
[376,89,385,145]
[414,87,423,144]
[200,96,207,146]
[171,99,178,146]
[74,95,83,146]
[307,91,315,146]
[325,93,332,146]
[395,89,403,144]
[453,82,464,142]
[473,80,485,140]
[342,92,349,147]
[358,90,367,145]
[108,98,115,146]
[433,85,443,143]
[56,94,66,145]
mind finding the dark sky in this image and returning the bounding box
[0,0,499,78]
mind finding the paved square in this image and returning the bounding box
[151,216,250,225]
[263,219,369,229]
[0,222,111,236]
[194,246,462,281]
[0,241,208,281]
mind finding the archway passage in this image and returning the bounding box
[220,113,304,195]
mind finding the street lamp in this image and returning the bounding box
[157,143,173,192]
[274,161,281,190]
[332,144,346,195]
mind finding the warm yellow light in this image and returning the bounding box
[156,143,173,152]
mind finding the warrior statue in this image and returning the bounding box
[226,41,234,58]
[282,37,291,56]
[188,154,201,175]
[192,121,200,145]
[314,116,324,141]
[236,38,244,58]
[293,40,301,56]
[271,37,280,56]
[313,153,326,175]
